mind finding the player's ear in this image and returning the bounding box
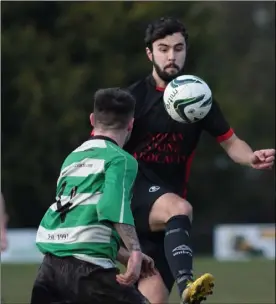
[89,113,95,127]
[146,47,153,62]
[127,118,134,132]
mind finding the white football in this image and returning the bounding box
[163,75,212,123]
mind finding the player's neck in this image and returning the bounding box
[92,129,126,148]
[152,70,167,89]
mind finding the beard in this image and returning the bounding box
[152,55,184,83]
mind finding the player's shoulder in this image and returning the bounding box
[127,78,146,92]
[125,75,151,98]
[106,141,138,166]
[206,97,224,115]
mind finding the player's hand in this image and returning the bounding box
[140,253,158,279]
[116,250,142,286]
[250,149,275,169]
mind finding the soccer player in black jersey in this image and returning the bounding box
[122,17,275,304]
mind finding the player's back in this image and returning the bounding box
[36,136,137,269]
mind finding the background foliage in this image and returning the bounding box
[1,1,275,253]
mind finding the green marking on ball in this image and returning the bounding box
[200,97,212,107]
[173,94,205,109]
[174,94,205,122]
[171,78,202,88]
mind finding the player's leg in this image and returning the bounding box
[131,174,175,303]
[46,253,149,304]
[30,255,57,304]
[138,273,169,304]
[150,192,194,293]
[137,233,174,303]
[32,254,85,304]
[72,261,150,304]
[148,192,214,303]
[98,268,151,304]
[131,174,214,303]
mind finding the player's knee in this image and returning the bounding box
[149,194,193,231]
[167,199,193,222]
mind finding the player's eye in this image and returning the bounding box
[159,47,169,53]
[175,46,184,52]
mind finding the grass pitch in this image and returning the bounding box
[1,257,275,303]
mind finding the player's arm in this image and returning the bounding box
[117,245,157,279]
[220,133,255,166]
[117,246,130,265]
[206,101,255,166]
[201,100,254,166]
[221,135,275,169]
[114,222,141,252]
[200,99,236,150]
[97,155,143,285]
[97,154,141,252]
[201,100,275,169]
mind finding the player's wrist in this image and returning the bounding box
[131,249,142,255]
[129,242,142,253]
[130,250,143,265]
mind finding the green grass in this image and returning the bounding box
[1,258,275,303]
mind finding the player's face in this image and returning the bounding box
[146,32,187,82]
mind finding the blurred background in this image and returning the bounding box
[1,1,275,303]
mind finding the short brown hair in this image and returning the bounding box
[93,88,135,130]
[145,17,188,51]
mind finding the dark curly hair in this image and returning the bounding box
[144,17,189,51]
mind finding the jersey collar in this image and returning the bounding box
[147,74,165,92]
[89,135,118,146]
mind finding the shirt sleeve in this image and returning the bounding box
[97,155,138,226]
[200,99,234,143]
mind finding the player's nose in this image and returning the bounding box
[167,49,176,61]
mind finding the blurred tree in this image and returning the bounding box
[1,2,274,253]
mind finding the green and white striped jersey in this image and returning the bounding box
[36,136,138,268]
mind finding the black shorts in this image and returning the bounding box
[131,171,175,293]
[31,254,149,304]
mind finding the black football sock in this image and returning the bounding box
[164,215,193,296]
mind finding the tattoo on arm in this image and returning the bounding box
[114,223,141,252]
[117,247,130,265]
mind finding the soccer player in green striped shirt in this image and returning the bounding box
[31,88,155,304]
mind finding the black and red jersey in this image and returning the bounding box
[124,75,234,197]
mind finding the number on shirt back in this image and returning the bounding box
[55,182,77,222]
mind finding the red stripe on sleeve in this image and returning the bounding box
[156,86,165,92]
[91,130,94,136]
[183,150,196,198]
[216,128,234,143]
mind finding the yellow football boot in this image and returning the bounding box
[181,273,214,304]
